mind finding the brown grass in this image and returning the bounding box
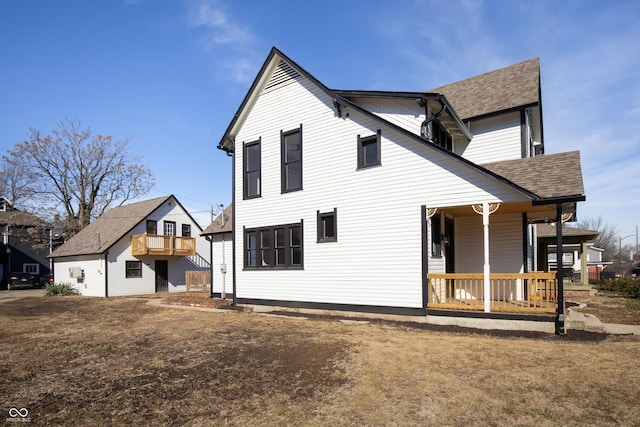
[569,293,640,325]
[1,296,639,426]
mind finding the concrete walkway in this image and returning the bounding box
[566,309,640,335]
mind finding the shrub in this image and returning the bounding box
[44,282,78,297]
[599,278,640,299]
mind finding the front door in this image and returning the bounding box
[155,260,168,292]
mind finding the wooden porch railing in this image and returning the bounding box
[186,271,210,292]
[131,234,196,257]
[427,272,557,313]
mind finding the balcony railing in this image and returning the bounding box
[131,234,196,257]
[427,272,557,313]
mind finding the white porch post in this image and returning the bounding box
[483,202,491,313]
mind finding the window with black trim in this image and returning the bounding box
[317,209,337,242]
[243,139,261,199]
[431,213,442,257]
[182,224,191,237]
[426,121,453,151]
[126,260,142,278]
[281,126,302,192]
[146,220,157,234]
[357,129,381,169]
[244,222,303,269]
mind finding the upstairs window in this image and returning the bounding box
[426,121,452,151]
[244,139,261,199]
[281,126,303,192]
[357,129,381,169]
[317,209,337,242]
[182,224,191,237]
[146,220,157,234]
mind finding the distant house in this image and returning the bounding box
[49,195,210,297]
[0,196,54,286]
[536,224,611,283]
[216,47,586,330]
[201,204,233,298]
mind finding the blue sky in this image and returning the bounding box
[1,0,639,238]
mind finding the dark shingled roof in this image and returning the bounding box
[0,210,44,227]
[202,204,232,235]
[481,151,585,200]
[431,58,540,120]
[50,196,172,258]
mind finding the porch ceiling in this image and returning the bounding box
[439,201,556,218]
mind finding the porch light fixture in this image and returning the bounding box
[472,203,500,215]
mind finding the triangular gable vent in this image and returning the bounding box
[263,60,301,94]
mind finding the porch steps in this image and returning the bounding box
[566,308,605,333]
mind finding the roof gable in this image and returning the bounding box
[50,195,173,258]
[202,204,232,235]
[431,58,540,120]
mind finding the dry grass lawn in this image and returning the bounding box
[1,296,639,426]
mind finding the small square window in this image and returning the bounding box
[126,261,142,278]
[357,130,381,169]
[182,224,191,237]
[317,209,337,242]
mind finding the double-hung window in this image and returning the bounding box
[126,260,142,278]
[245,222,303,269]
[244,139,261,199]
[357,129,381,169]
[281,126,302,192]
[182,224,191,237]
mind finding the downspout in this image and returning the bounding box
[231,150,237,307]
[206,235,214,298]
[555,203,565,335]
[104,251,109,298]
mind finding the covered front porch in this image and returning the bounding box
[422,195,582,332]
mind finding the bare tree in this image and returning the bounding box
[577,216,619,261]
[2,118,155,236]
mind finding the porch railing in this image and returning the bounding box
[131,234,196,257]
[427,272,557,313]
[186,271,210,292]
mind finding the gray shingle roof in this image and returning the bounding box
[536,223,599,239]
[49,196,172,258]
[431,58,540,120]
[481,151,585,200]
[202,204,232,235]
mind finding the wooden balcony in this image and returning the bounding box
[131,234,196,257]
[427,272,557,313]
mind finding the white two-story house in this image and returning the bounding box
[217,47,585,329]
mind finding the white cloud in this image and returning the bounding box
[183,0,258,84]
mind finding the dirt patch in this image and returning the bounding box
[2,296,639,426]
[162,292,237,309]
[568,293,640,325]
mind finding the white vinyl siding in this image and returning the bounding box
[233,72,530,309]
[54,255,105,297]
[454,213,524,274]
[349,97,423,135]
[457,112,522,163]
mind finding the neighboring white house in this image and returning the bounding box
[201,204,233,299]
[216,47,586,320]
[49,195,210,297]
